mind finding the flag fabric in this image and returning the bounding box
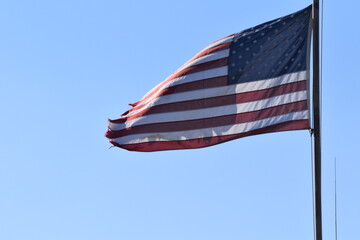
[106,5,312,152]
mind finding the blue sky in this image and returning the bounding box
[1,0,359,239]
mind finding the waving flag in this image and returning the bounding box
[106,5,312,152]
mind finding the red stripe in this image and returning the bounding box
[128,43,231,109]
[109,120,310,152]
[109,117,126,124]
[112,80,307,123]
[162,76,228,95]
[106,100,308,139]
[182,42,231,68]
[174,57,228,76]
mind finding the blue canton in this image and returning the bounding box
[228,5,311,84]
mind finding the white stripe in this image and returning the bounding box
[109,90,307,131]
[177,49,230,72]
[127,66,228,113]
[170,66,228,86]
[123,71,307,118]
[113,110,308,145]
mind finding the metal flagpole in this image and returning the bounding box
[312,1,322,240]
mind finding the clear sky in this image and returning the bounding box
[1,0,359,240]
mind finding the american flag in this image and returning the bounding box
[106,5,312,152]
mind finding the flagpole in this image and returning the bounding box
[312,1,322,240]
